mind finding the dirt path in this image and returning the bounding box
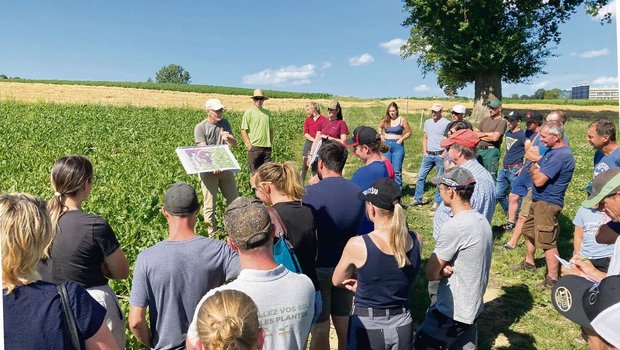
[1,82,617,115]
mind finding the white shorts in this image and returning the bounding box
[87,284,126,349]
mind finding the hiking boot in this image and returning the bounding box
[538,276,558,289]
[502,222,516,231]
[509,260,536,272]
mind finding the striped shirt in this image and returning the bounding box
[433,159,496,239]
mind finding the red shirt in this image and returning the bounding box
[320,119,349,139]
[303,114,328,138]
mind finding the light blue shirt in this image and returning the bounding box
[424,117,450,152]
[433,159,496,239]
[573,207,615,259]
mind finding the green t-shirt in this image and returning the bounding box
[241,107,272,147]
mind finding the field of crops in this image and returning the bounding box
[3,79,333,99]
[0,98,606,349]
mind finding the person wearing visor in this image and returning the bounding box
[333,178,421,350]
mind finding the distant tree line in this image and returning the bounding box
[507,88,570,100]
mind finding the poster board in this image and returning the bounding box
[176,145,241,174]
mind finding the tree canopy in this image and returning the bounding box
[401,0,611,120]
[155,64,191,84]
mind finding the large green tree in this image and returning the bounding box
[155,64,191,84]
[401,0,611,120]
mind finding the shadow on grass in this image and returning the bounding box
[478,284,535,350]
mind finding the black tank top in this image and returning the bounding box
[355,231,421,309]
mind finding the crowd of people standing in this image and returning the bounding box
[3,89,620,350]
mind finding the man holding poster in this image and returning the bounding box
[194,98,239,236]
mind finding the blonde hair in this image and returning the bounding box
[307,101,321,115]
[255,162,304,201]
[48,156,93,233]
[1,193,53,293]
[376,203,411,268]
[197,290,261,350]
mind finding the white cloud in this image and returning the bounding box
[414,84,430,92]
[320,62,332,70]
[572,48,610,58]
[380,38,407,55]
[592,76,619,86]
[530,80,550,90]
[593,0,616,20]
[349,53,375,66]
[242,64,316,86]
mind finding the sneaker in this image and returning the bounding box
[509,260,536,272]
[538,276,558,289]
[502,222,516,231]
[431,202,439,211]
[503,242,516,250]
[409,199,424,207]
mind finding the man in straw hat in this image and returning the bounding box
[241,89,273,173]
[187,197,315,350]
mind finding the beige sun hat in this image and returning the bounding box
[251,89,269,100]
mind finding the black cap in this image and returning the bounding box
[525,111,544,123]
[345,126,380,147]
[163,183,200,215]
[505,111,523,121]
[358,178,401,210]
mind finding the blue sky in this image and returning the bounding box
[1,1,617,98]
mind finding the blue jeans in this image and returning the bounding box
[495,166,519,214]
[383,139,404,189]
[414,154,444,203]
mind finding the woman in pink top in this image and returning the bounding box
[302,102,327,183]
[308,100,349,166]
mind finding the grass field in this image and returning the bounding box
[0,96,608,349]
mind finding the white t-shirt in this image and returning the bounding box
[187,265,315,350]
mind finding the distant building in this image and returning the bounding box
[590,87,619,100]
[571,84,590,99]
[571,84,618,100]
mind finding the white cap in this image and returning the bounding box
[205,98,225,111]
[431,103,443,112]
[452,104,466,114]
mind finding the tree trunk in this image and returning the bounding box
[471,73,502,123]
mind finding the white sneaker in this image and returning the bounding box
[431,202,438,211]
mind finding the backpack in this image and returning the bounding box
[267,207,303,274]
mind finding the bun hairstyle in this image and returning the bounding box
[48,155,93,230]
[197,290,261,350]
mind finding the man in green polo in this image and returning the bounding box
[474,99,507,181]
[241,89,273,173]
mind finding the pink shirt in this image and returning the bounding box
[320,119,349,139]
[303,114,328,138]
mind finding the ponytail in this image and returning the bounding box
[387,203,410,268]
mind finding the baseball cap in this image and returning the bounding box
[438,167,476,188]
[488,99,502,109]
[552,275,620,348]
[525,111,544,123]
[358,178,401,211]
[582,168,620,208]
[205,98,225,111]
[163,183,200,215]
[451,104,466,114]
[505,111,523,121]
[345,126,380,147]
[327,100,341,110]
[431,103,443,112]
[439,129,480,149]
[224,198,272,250]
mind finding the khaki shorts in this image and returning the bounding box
[316,267,353,323]
[519,188,533,219]
[522,200,562,250]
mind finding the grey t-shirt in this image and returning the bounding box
[129,236,240,350]
[424,117,450,152]
[194,118,233,145]
[434,210,492,324]
[187,265,315,350]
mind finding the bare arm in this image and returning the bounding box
[476,131,502,142]
[240,129,251,150]
[425,253,453,281]
[221,130,237,148]
[573,226,584,256]
[85,324,119,350]
[398,118,412,144]
[332,237,365,288]
[304,133,315,142]
[422,132,428,155]
[102,248,129,280]
[129,305,152,349]
[530,163,549,187]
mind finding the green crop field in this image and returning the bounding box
[0,99,605,349]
